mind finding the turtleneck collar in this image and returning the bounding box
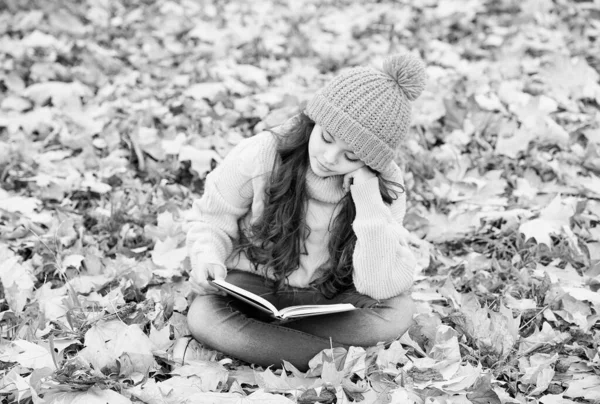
[305,165,346,204]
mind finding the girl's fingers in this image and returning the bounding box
[189,262,227,295]
[191,280,223,295]
[211,265,228,281]
[342,173,353,193]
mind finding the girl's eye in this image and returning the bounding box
[321,131,332,144]
[345,155,360,163]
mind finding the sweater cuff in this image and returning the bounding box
[350,176,391,221]
[189,241,227,270]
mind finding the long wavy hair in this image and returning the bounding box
[235,113,403,298]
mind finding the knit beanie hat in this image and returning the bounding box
[305,53,426,175]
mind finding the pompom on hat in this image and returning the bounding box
[305,53,426,176]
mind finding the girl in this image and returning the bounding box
[186,53,426,371]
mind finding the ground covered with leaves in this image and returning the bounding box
[0,0,599,402]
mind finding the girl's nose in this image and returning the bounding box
[322,149,337,164]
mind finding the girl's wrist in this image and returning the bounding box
[350,176,390,222]
[352,170,376,186]
[350,176,381,200]
[345,166,377,189]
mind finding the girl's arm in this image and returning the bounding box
[186,132,274,271]
[350,176,416,300]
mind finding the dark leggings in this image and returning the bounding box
[187,270,415,371]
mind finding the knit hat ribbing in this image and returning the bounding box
[305,53,426,175]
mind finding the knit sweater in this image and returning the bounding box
[185,130,416,299]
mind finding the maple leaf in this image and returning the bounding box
[66,274,112,294]
[230,64,269,88]
[424,208,480,242]
[306,347,347,378]
[133,126,166,161]
[0,247,35,313]
[437,363,482,393]
[255,367,320,393]
[375,340,409,371]
[184,146,224,175]
[388,387,420,404]
[187,389,297,403]
[22,81,93,110]
[144,210,184,242]
[338,346,368,379]
[427,325,461,377]
[554,294,592,330]
[151,236,187,272]
[0,189,40,215]
[184,82,227,102]
[496,126,536,159]
[449,293,516,360]
[460,169,508,206]
[499,303,521,343]
[162,132,187,155]
[0,340,55,370]
[518,322,571,355]
[519,195,577,246]
[561,287,600,306]
[540,55,600,105]
[140,372,225,402]
[47,9,87,36]
[512,95,557,126]
[503,295,537,311]
[80,171,112,194]
[539,394,579,404]
[409,324,464,391]
[518,353,558,395]
[148,323,172,354]
[532,262,586,288]
[0,367,39,403]
[157,331,197,360]
[1,95,32,112]
[170,361,229,392]
[78,320,156,377]
[109,255,153,290]
[35,283,69,323]
[564,374,600,400]
[495,90,569,152]
[41,387,132,404]
[466,374,501,404]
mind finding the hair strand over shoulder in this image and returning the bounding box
[234,113,403,298]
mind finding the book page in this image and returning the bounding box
[210,280,357,320]
[279,304,356,319]
[210,279,280,316]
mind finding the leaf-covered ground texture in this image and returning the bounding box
[0,0,599,403]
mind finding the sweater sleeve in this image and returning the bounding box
[350,176,416,299]
[186,132,274,270]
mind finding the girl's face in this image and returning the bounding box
[308,124,366,177]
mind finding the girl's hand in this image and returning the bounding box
[343,166,377,192]
[396,225,412,248]
[189,258,227,295]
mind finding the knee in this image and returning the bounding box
[380,293,417,338]
[387,292,417,318]
[187,295,220,340]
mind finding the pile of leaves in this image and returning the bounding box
[0,0,599,402]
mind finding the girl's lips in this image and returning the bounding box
[317,160,332,172]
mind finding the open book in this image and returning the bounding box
[210,279,356,320]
